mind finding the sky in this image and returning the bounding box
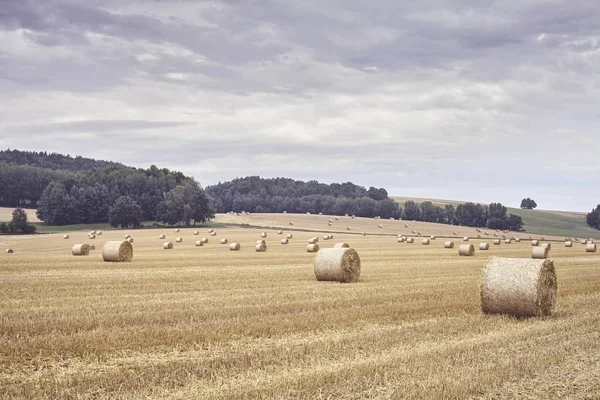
[0,0,599,212]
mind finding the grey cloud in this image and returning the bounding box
[1,120,196,135]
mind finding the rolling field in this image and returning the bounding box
[1,214,600,399]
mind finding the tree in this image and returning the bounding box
[108,196,143,228]
[520,198,537,209]
[455,203,488,227]
[586,205,600,230]
[402,201,421,221]
[36,181,80,225]
[504,213,524,231]
[487,203,507,229]
[11,207,36,234]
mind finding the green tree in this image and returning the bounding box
[520,198,537,209]
[36,181,80,225]
[108,196,143,228]
[402,201,421,221]
[586,205,600,230]
[505,213,524,231]
[11,207,36,234]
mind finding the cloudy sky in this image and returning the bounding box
[1,0,599,211]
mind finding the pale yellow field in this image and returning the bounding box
[1,214,599,399]
[0,207,40,223]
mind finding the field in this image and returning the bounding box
[1,213,600,399]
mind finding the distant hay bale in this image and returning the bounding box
[476,228,481,232]
[208,229,214,233]
[481,257,557,317]
[102,241,133,262]
[201,238,208,244]
[210,232,217,236]
[479,243,489,250]
[351,215,356,219]
[378,224,382,228]
[328,222,333,226]
[412,230,416,234]
[220,239,228,244]
[477,234,482,239]
[496,229,500,232]
[346,227,351,230]
[459,244,475,256]
[422,238,430,245]
[307,244,320,253]
[406,238,414,243]
[541,237,546,240]
[63,234,70,239]
[289,221,294,226]
[417,231,422,236]
[175,229,180,233]
[194,231,199,235]
[329,219,333,223]
[195,240,203,247]
[333,243,350,248]
[398,237,406,243]
[124,234,131,239]
[493,239,501,246]
[444,241,455,249]
[164,242,174,249]
[581,240,588,245]
[306,212,310,215]
[89,245,95,250]
[278,230,283,234]
[515,238,521,242]
[494,233,498,237]
[229,243,240,251]
[430,236,436,240]
[97,231,102,236]
[283,211,287,214]
[176,237,183,243]
[319,212,323,215]
[335,217,340,220]
[453,231,458,235]
[72,244,91,256]
[587,243,597,253]
[542,243,551,250]
[281,239,289,244]
[261,232,267,238]
[405,224,409,228]
[505,239,512,244]
[89,234,96,240]
[287,234,293,239]
[361,232,367,236]
[531,240,539,246]
[463,237,469,242]
[308,237,318,244]
[5,248,14,253]
[127,238,134,243]
[532,246,549,259]
[90,230,96,235]
[485,232,489,235]
[314,247,360,283]
[565,241,573,247]
[159,234,166,239]
[255,243,267,252]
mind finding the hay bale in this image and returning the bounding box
[255,243,267,252]
[493,239,501,245]
[164,242,174,249]
[335,217,340,220]
[479,243,489,250]
[333,243,350,248]
[102,241,133,262]
[531,240,539,246]
[422,238,430,245]
[417,231,422,236]
[541,237,546,240]
[405,224,409,228]
[256,239,266,245]
[278,230,283,234]
[398,237,406,243]
[201,238,208,244]
[194,231,199,235]
[453,231,458,235]
[378,224,382,228]
[283,211,287,214]
[261,232,267,238]
[565,241,573,247]
[542,243,551,250]
[287,234,293,239]
[90,230,96,235]
[430,236,436,240]
[314,247,360,283]
[515,238,521,243]
[477,234,482,239]
[494,233,498,237]
[229,243,240,251]
[97,231,102,236]
[220,238,228,244]
[481,257,557,317]
[532,246,549,259]
[505,239,512,244]
[463,237,469,242]
[89,245,96,250]
[307,244,320,253]
[127,238,134,243]
[5,248,13,254]
[208,229,214,233]
[581,240,588,245]
[476,228,481,232]
[63,234,70,239]
[346,226,351,231]
[444,241,454,249]
[159,234,166,239]
[195,240,203,247]
[89,234,96,240]
[176,237,183,243]
[329,234,334,239]
[289,221,294,226]
[412,230,416,233]
[361,232,367,236]
[406,238,414,243]
[485,232,489,235]
[175,229,180,233]
[72,244,91,256]
[281,239,289,244]
[210,232,217,236]
[459,244,475,256]
[586,243,597,253]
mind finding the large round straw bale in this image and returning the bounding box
[581,240,587,245]
[351,215,355,219]
[444,241,454,249]
[323,235,330,240]
[261,232,267,238]
[175,237,183,243]
[406,238,414,243]
[195,240,203,247]
[164,242,174,249]
[229,243,240,251]
[90,230,96,235]
[422,238,430,245]
[210,232,217,236]
[89,234,96,240]
[102,241,133,262]
[430,235,436,240]
[281,239,289,244]
[477,234,482,239]
[175,229,180,233]
[476,228,481,232]
[481,257,557,317]
[307,244,320,253]
[505,239,512,244]
[405,224,409,228]
[201,238,208,244]
[329,234,334,239]
[463,237,469,242]
[412,229,416,233]
[63,234,70,239]
[278,230,283,234]
[459,244,475,256]
[494,233,498,237]
[542,243,551,250]
[541,237,546,240]
[287,234,293,239]
[493,239,501,246]
[314,247,360,283]
[587,243,597,253]
[479,243,489,250]
[333,243,350,248]
[5,248,13,254]
[531,240,539,246]
[159,234,166,239]
[532,246,549,259]
[72,244,90,256]
[306,212,310,215]
[329,219,333,223]
[194,231,199,235]
[255,243,267,252]
[565,241,573,247]
[220,238,228,244]
[378,224,382,228]
[283,211,287,214]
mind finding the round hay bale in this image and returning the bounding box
[361,232,367,236]
[102,241,133,262]
[229,243,240,251]
[422,238,430,245]
[278,230,283,234]
[125,234,132,239]
[97,231,102,235]
[329,234,334,239]
[494,233,498,237]
[287,234,293,239]
[208,229,214,233]
[463,237,470,242]
[283,211,287,214]
[201,238,208,244]
[256,239,266,245]
[406,238,414,243]
[479,243,489,251]
[72,244,91,256]
[541,237,546,240]
[255,243,267,252]
[586,243,597,253]
[306,212,310,215]
[542,243,551,250]
[195,240,203,247]
[314,247,360,283]
[398,237,406,243]
[176,237,183,243]
[261,232,267,238]
[378,224,382,228]
[417,231,422,236]
[319,212,323,215]
[496,229,500,232]
[308,237,318,244]
[194,231,199,235]
[175,229,180,233]
[505,239,512,244]
[281,239,289,244]
[485,232,489,235]
[63,234,70,239]
[351,215,355,219]
[307,244,320,253]
[89,234,96,240]
[459,244,475,256]
[405,224,409,228]
[477,234,482,239]
[220,238,228,244]
[453,231,458,235]
[515,238,521,242]
[164,242,174,249]
[159,234,166,239]
[565,241,573,247]
[128,238,134,243]
[346,227,351,231]
[412,230,416,233]
[329,219,333,223]
[444,241,454,249]
[335,216,340,220]
[89,245,95,251]
[289,221,294,226]
[323,235,330,240]
[531,240,540,246]
[430,236,436,240]
[581,240,588,245]
[90,230,96,235]
[5,248,13,254]
[476,228,481,232]
[333,243,350,248]
[210,232,217,236]
[493,239,501,246]
[481,257,557,317]
[532,246,549,259]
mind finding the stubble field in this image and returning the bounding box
[1,214,599,399]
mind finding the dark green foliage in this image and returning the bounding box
[401,201,421,221]
[108,196,143,228]
[0,208,37,234]
[520,198,538,209]
[587,205,600,230]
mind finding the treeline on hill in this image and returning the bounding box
[0,150,213,227]
[401,201,524,231]
[205,177,402,219]
[587,205,600,230]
